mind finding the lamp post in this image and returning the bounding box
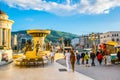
[88,33,98,53]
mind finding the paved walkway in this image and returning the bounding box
[57,59,120,80]
[0,61,94,80]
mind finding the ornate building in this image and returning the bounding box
[0,10,14,62]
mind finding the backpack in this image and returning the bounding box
[97,53,102,60]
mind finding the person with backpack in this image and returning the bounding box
[97,52,103,65]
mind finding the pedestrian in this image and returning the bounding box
[84,52,90,67]
[103,54,107,65]
[117,48,120,62]
[76,50,81,65]
[97,52,103,65]
[90,51,96,66]
[70,50,76,72]
[81,51,85,64]
[64,50,71,71]
[50,50,55,63]
[106,53,111,65]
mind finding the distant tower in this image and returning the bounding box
[0,10,14,49]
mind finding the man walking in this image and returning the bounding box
[90,51,96,66]
[76,50,81,65]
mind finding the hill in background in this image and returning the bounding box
[12,30,79,42]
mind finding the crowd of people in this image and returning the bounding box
[47,48,120,72]
[63,48,120,72]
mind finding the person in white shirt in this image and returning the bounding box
[50,50,55,63]
[64,50,71,71]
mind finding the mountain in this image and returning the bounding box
[12,30,79,42]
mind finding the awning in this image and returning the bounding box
[106,41,118,46]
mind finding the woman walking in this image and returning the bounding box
[70,50,76,72]
[64,50,70,71]
[50,50,55,63]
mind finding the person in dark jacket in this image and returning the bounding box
[117,48,120,62]
[81,51,85,64]
[90,51,96,66]
[76,50,81,65]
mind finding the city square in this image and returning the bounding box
[1,0,120,80]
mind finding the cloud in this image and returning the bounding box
[3,0,120,16]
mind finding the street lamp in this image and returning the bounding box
[88,33,98,53]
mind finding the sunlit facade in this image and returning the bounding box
[0,10,14,62]
[100,31,120,44]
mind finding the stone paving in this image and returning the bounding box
[57,59,120,80]
[0,61,94,80]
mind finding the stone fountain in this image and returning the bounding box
[25,29,51,59]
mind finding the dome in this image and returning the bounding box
[0,10,6,15]
[0,10,8,19]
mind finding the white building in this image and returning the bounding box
[0,10,14,62]
[100,31,120,44]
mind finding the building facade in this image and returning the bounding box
[100,31,120,44]
[0,10,14,62]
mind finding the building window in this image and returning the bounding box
[107,35,109,37]
[112,38,115,41]
[116,38,119,42]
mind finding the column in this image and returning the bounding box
[3,28,7,47]
[8,29,11,49]
[0,28,3,46]
[6,29,8,48]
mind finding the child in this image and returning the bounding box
[84,52,90,67]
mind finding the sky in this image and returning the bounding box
[0,0,120,35]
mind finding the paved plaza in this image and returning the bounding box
[57,59,120,80]
[0,61,94,80]
[1,53,120,80]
